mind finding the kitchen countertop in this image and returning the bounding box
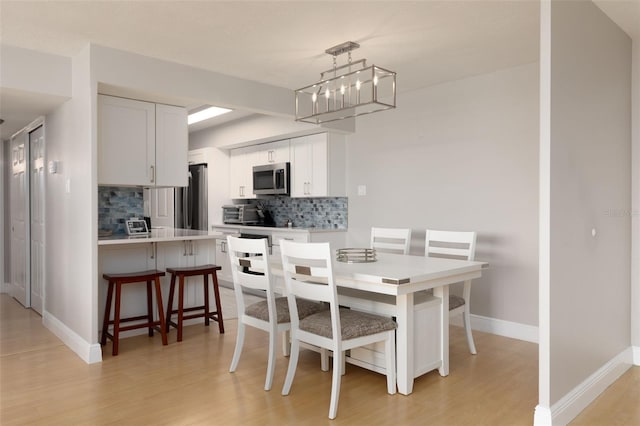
[98,228,224,246]
[211,224,347,234]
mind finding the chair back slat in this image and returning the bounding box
[227,236,274,317]
[280,241,339,334]
[425,230,476,261]
[371,227,411,255]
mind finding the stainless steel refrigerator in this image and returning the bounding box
[175,163,208,230]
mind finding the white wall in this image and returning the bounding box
[0,44,70,98]
[345,62,540,328]
[632,32,640,359]
[43,45,99,361]
[537,1,633,423]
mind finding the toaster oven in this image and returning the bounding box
[222,205,259,224]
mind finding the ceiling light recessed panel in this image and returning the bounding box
[188,106,232,125]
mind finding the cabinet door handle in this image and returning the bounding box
[150,165,155,183]
[183,241,188,256]
[221,241,227,253]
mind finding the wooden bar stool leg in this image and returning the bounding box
[146,280,154,337]
[154,276,168,346]
[113,281,122,356]
[177,275,185,342]
[211,271,224,334]
[203,273,210,326]
[166,272,177,332]
[101,280,114,346]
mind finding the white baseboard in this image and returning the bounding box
[43,310,103,364]
[634,346,640,365]
[450,313,539,343]
[541,347,634,426]
[534,405,553,425]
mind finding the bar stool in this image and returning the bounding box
[101,269,168,356]
[165,264,225,342]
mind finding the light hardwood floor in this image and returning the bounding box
[0,294,637,425]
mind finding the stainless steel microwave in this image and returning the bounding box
[253,162,290,195]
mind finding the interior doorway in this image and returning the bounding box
[9,118,45,315]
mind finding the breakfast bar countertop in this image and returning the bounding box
[211,224,347,234]
[98,228,224,246]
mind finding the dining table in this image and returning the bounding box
[270,251,487,395]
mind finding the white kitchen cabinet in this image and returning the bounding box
[211,227,240,283]
[255,139,290,165]
[98,94,188,187]
[290,133,345,197]
[155,103,188,187]
[215,239,233,283]
[229,146,257,199]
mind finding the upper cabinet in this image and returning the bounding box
[154,104,188,187]
[98,95,188,187]
[290,133,345,198]
[229,145,257,199]
[254,139,290,165]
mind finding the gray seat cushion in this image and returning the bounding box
[423,289,466,310]
[299,308,396,340]
[245,297,327,324]
[449,294,465,310]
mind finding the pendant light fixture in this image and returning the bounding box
[295,41,396,124]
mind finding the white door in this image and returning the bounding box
[10,130,29,307]
[29,125,45,314]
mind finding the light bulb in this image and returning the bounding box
[312,92,317,102]
[340,85,345,95]
[356,79,361,90]
[373,75,379,86]
[325,89,330,99]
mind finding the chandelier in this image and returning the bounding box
[295,41,396,124]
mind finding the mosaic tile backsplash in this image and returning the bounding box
[98,186,144,234]
[98,187,347,232]
[249,197,348,229]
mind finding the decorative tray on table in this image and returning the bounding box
[336,248,377,263]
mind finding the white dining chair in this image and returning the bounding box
[425,229,478,354]
[370,227,412,254]
[280,240,397,420]
[227,236,327,391]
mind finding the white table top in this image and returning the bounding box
[271,252,486,296]
[98,228,224,246]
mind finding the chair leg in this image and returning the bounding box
[211,271,225,333]
[154,276,168,346]
[463,308,477,355]
[177,275,185,342]
[264,324,278,391]
[320,348,329,372]
[281,329,291,357]
[165,273,177,332]
[385,331,397,394]
[203,273,210,326]
[101,281,114,346]
[282,338,300,396]
[112,282,122,356]
[328,350,343,420]
[146,280,154,337]
[229,322,246,373]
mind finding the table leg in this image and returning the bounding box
[395,292,414,395]
[433,284,449,376]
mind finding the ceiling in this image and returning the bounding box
[0,0,637,139]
